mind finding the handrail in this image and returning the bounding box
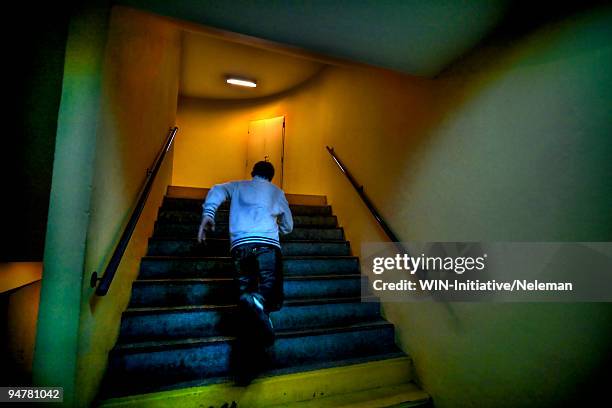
[325,146,403,246]
[327,148,458,308]
[326,146,430,283]
[91,127,179,296]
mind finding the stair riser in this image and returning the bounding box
[153,224,344,240]
[157,212,338,228]
[108,325,397,392]
[146,240,350,257]
[119,302,381,342]
[161,199,332,216]
[129,278,362,307]
[139,257,360,279]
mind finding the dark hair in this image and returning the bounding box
[251,161,275,181]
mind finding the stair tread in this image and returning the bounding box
[113,320,394,352]
[124,296,378,314]
[132,274,361,284]
[163,199,330,205]
[256,352,408,384]
[158,208,336,214]
[149,238,348,243]
[157,224,340,229]
[162,198,330,209]
[157,219,338,225]
[160,209,334,213]
[153,226,344,234]
[142,255,359,260]
[269,383,430,408]
[157,214,338,223]
[152,226,345,240]
[159,210,334,217]
[162,204,329,210]
[164,186,327,205]
[99,354,412,402]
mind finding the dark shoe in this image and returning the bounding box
[239,293,275,347]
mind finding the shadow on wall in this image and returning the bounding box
[373,6,612,408]
[396,5,612,242]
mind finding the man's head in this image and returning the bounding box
[251,161,275,181]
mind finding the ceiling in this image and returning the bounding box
[117,0,511,77]
[180,31,324,100]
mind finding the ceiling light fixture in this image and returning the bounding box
[226,77,257,88]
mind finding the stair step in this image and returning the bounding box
[157,211,339,228]
[153,224,345,240]
[139,256,360,279]
[161,199,333,216]
[98,356,420,407]
[269,383,431,408]
[129,275,364,307]
[101,190,431,404]
[146,238,351,257]
[106,321,400,396]
[165,186,327,206]
[119,297,381,342]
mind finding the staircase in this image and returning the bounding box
[98,186,430,407]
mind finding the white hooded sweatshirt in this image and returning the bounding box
[202,176,294,250]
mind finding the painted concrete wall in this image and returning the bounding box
[0,263,43,294]
[75,7,180,407]
[1,281,41,385]
[33,3,111,405]
[174,71,333,195]
[1,263,42,385]
[313,7,612,408]
[172,6,611,407]
[173,62,436,252]
[33,5,180,407]
[380,9,612,408]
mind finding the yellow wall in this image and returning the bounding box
[0,263,42,294]
[379,9,612,408]
[319,8,612,408]
[174,64,434,253]
[2,281,41,385]
[1,263,42,384]
[75,7,180,407]
[174,70,332,195]
[173,7,612,407]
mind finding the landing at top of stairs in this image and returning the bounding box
[167,185,327,206]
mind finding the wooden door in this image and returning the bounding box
[246,116,285,187]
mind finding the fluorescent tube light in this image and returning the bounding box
[226,78,257,88]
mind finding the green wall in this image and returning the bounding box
[32,3,111,406]
[33,5,181,407]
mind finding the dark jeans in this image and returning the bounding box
[231,243,283,313]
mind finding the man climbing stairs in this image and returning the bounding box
[98,186,430,407]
